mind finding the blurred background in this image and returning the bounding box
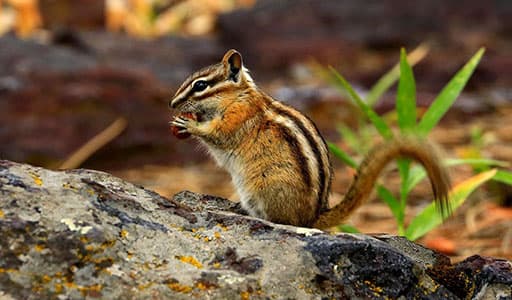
[0,0,511,261]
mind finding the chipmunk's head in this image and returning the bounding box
[169,49,254,118]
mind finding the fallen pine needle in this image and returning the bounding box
[59,117,128,169]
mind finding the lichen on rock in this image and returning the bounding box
[0,160,510,299]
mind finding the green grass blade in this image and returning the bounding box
[366,65,400,107]
[397,48,417,132]
[366,43,429,106]
[405,158,509,194]
[329,66,393,140]
[417,48,485,135]
[445,158,510,168]
[336,124,359,153]
[328,142,358,168]
[377,185,403,232]
[377,185,401,219]
[397,159,411,200]
[405,169,497,241]
[405,166,427,195]
[337,224,361,233]
[493,170,512,185]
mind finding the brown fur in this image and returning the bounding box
[170,49,451,230]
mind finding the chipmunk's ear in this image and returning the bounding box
[222,49,243,82]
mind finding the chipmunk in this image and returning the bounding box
[169,49,451,229]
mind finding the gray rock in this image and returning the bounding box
[0,160,510,299]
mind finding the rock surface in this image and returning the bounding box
[0,160,511,299]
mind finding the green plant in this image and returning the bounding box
[327,47,512,240]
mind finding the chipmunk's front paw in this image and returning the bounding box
[171,116,193,130]
[170,115,199,139]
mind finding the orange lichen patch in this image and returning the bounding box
[297,284,313,294]
[0,209,4,218]
[29,172,43,186]
[191,227,205,233]
[32,285,43,293]
[60,280,104,296]
[101,268,112,276]
[41,275,52,283]
[129,271,138,280]
[0,268,17,273]
[195,282,208,290]
[101,240,116,249]
[80,236,89,243]
[240,291,250,300]
[54,283,63,293]
[176,255,203,269]
[62,182,78,191]
[73,239,116,258]
[141,262,151,271]
[212,262,221,269]
[216,223,229,231]
[214,231,221,239]
[77,284,103,297]
[34,244,46,252]
[195,279,218,290]
[92,257,114,268]
[120,229,129,238]
[85,244,95,252]
[137,282,154,290]
[363,280,383,295]
[167,282,193,293]
[174,226,185,231]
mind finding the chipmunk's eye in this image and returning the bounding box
[192,80,208,92]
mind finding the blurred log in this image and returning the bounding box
[218,0,511,71]
[0,34,221,169]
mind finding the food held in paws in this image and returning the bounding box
[170,112,196,139]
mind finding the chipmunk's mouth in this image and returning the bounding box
[172,111,201,122]
[172,102,204,121]
[194,112,203,122]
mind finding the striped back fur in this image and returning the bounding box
[169,49,333,226]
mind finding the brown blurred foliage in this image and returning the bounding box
[0,0,41,36]
[0,0,254,37]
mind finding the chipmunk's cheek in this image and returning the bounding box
[195,105,218,122]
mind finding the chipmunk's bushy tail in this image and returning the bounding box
[313,137,451,229]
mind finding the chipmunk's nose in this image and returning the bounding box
[169,97,184,109]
